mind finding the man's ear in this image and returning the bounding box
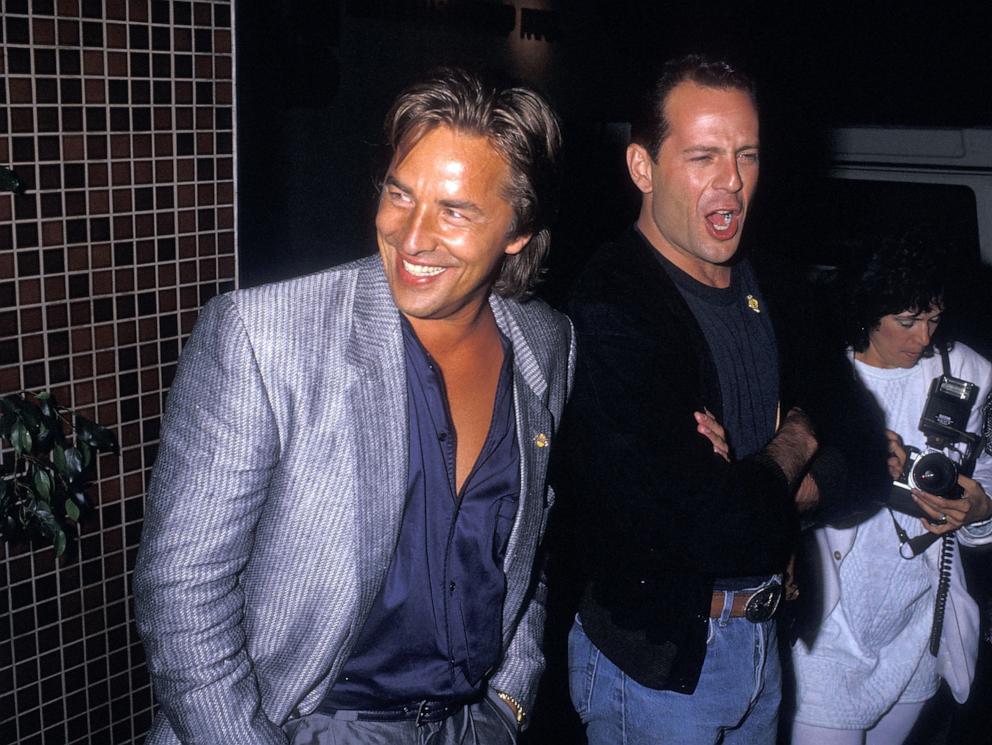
[626,143,654,195]
[504,232,531,256]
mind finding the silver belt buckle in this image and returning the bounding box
[744,581,782,622]
[415,701,431,727]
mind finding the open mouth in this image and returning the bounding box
[707,209,736,232]
[703,207,743,241]
[402,259,445,277]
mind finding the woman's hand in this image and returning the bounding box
[885,430,908,481]
[695,409,729,462]
[913,474,992,535]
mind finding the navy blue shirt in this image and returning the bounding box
[321,317,519,709]
[656,255,779,459]
[653,250,779,591]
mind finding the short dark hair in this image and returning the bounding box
[630,54,757,160]
[383,67,563,300]
[845,233,948,353]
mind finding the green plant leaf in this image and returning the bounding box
[33,469,52,499]
[0,478,12,514]
[37,422,53,450]
[53,443,67,473]
[63,447,84,479]
[79,441,92,468]
[74,415,94,443]
[91,425,118,453]
[64,498,80,522]
[17,399,41,431]
[0,409,13,440]
[36,391,55,416]
[11,421,31,454]
[1,394,23,416]
[32,500,54,522]
[2,389,117,558]
[53,528,66,557]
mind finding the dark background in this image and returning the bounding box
[235,0,992,289]
[234,3,992,743]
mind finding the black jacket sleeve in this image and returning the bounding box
[763,256,891,527]
[557,237,798,582]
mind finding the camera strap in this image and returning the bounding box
[932,344,981,476]
[886,508,952,655]
[887,507,940,558]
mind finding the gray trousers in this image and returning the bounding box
[283,696,518,745]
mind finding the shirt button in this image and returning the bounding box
[833,550,842,560]
[449,581,456,592]
[438,432,447,442]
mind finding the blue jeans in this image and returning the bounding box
[568,608,781,745]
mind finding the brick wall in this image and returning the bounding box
[1,1,236,743]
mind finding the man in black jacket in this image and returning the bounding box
[556,55,890,744]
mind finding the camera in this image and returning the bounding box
[889,374,980,514]
[919,374,979,452]
[895,448,962,499]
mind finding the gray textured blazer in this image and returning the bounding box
[133,256,576,745]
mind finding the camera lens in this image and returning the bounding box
[910,452,959,498]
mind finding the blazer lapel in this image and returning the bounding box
[490,296,554,640]
[345,260,409,619]
[340,283,554,651]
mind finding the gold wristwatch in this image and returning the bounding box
[496,690,527,725]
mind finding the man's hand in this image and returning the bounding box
[885,430,908,480]
[913,474,992,535]
[765,407,818,490]
[794,473,820,513]
[695,409,729,462]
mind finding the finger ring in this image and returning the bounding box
[937,513,948,524]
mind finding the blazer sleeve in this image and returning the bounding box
[489,315,576,716]
[133,295,288,745]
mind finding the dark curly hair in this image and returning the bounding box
[845,233,948,353]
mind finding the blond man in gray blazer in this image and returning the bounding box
[134,68,574,745]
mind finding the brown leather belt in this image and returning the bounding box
[709,582,782,622]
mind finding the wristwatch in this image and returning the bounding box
[495,690,527,725]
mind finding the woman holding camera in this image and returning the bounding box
[790,236,992,744]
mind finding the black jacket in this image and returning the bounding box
[553,228,890,693]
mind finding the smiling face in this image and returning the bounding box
[861,306,943,369]
[376,125,529,327]
[627,82,759,287]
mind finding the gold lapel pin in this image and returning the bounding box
[746,294,761,313]
[533,433,549,448]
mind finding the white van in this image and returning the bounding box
[827,126,992,265]
[821,126,992,356]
